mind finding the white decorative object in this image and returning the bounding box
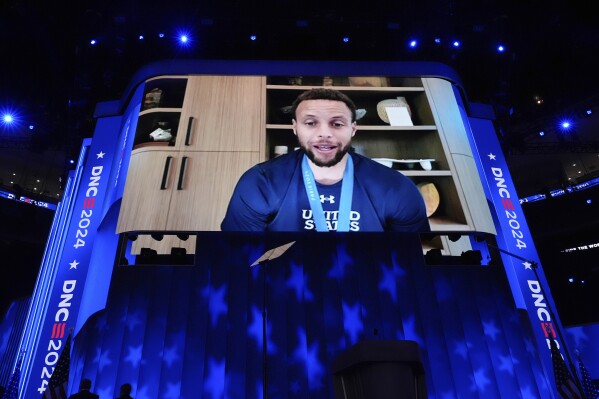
[376,97,412,125]
[371,158,435,171]
[373,158,393,168]
[355,108,367,120]
[274,146,288,157]
[386,107,413,126]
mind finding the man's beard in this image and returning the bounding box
[303,142,351,167]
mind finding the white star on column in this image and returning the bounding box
[488,153,496,160]
[97,151,105,159]
[523,261,533,270]
[69,260,79,269]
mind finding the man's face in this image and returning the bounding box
[292,99,356,167]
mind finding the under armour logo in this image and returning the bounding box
[320,195,335,204]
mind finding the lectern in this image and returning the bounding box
[332,340,427,399]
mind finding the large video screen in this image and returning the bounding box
[116,73,496,261]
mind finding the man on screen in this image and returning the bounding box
[221,88,430,232]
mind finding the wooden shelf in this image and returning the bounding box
[133,142,172,150]
[266,124,437,131]
[266,84,426,92]
[264,75,495,254]
[139,107,183,116]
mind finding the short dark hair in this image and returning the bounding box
[79,378,92,390]
[290,88,357,122]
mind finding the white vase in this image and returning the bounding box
[376,97,412,124]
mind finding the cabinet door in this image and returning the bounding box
[177,75,265,151]
[116,148,180,233]
[166,151,260,231]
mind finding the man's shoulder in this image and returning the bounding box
[257,150,302,172]
[243,150,302,183]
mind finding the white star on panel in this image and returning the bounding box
[97,151,105,159]
[488,153,496,160]
[69,260,79,269]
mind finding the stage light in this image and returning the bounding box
[452,40,461,48]
[29,125,34,130]
[250,35,257,41]
[538,130,545,136]
[138,35,144,40]
[496,44,505,52]
[408,39,418,48]
[342,36,350,43]
[568,277,574,283]
[585,108,592,116]
[434,38,441,44]
[1,107,21,128]
[175,30,193,48]
[559,119,572,131]
[158,33,165,38]
[90,39,97,45]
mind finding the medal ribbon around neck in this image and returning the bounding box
[301,154,354,232]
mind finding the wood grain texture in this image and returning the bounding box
[178,75,265,152]
[166,151,260,231]
[116,149,177,233]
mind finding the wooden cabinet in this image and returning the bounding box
[117,75,266,240]
[175,75,264,152]
[117,148,177,232]
[165,150,260,230]
[133,77,188,148]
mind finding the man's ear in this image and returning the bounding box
[351,121,357,137]
[292,119,297,135]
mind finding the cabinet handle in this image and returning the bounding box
[160,156,172,190]
[177,156,188,190]
[185,116,194,146]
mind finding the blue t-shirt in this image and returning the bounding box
[221,150,431,232]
